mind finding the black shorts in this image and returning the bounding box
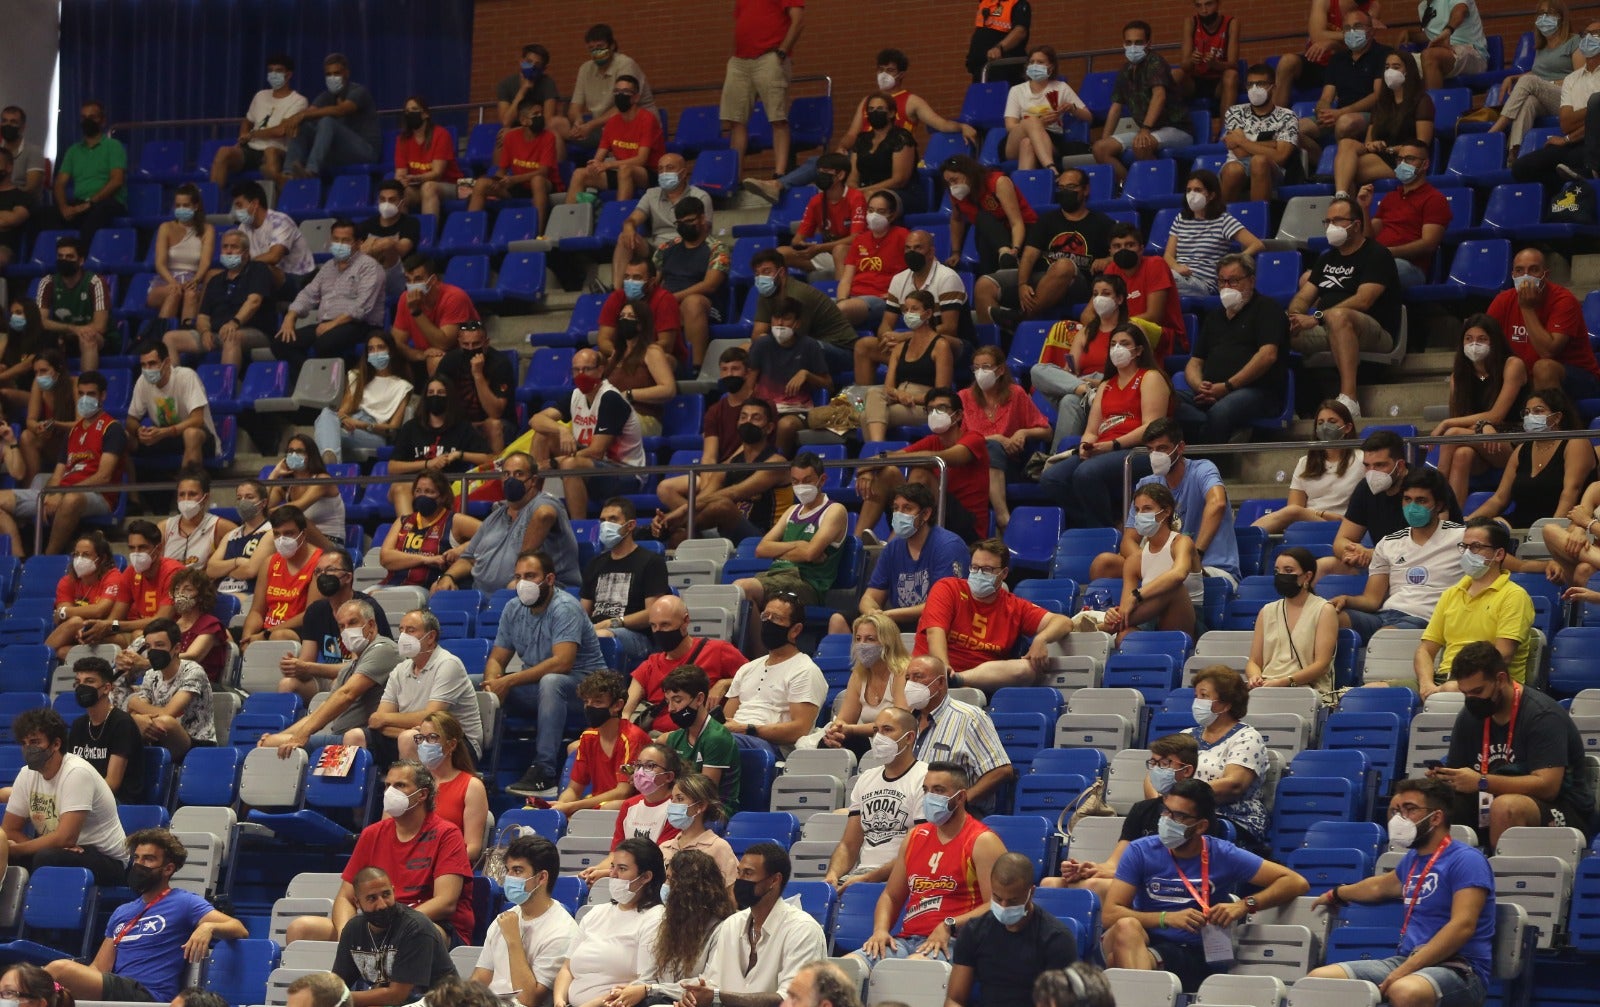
[241,146,269,171]
[1294,60,1328,91]
[603,167,657,190]
[100,973,155,1003]
[1190,75,1224,101]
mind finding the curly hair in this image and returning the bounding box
[652,848,734,981]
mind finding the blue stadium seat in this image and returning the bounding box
[437,211,489,257]
[731,187,815,238]
[1304,820,1384,865]
[498,807,567,843]
[489,207,541,253]
[142,746,174,806]
[198,363,239,415]
[517,346,575,406]
[117,804,171,833]
[1005,506,1063,572]
[443,254,497,304]
[690,149,739,198]
[203,939,282,1006]
[1481,183,1593,241]
[1012,772,1090,816]
[0,867,99,961]
[983,815,1051,881]
[1284,847,1371,895]
[238,361,289,403]
[86,228,139,276]
[990,711,1051,766]
[276,178,322,220]
[1121,159,1181,210]
[0,646,52,693]
[463,122,501,174]
[1408,239,1510,302]
[1030,748,1107,781]
[786,880,838,931]
[1032,887,1098,959]
[177,745,244,807]
[1255,250,1302,304]
[831,881,885,952]
[991,687,1065,720]
[669,105,727,157]
[561,200,638,254]
[1427,88,1472,135]
[324,175,371,217]
[1053,527,1120,582]
[739,743,776,813]
[1013,578,1079,613]
[1571,856,1600,951]
[1077,72,1119,116]
[134,139,188,183]
[725,811,801,856]
[957,82,1009,130]
[1270,772,1362,860]
[789,95,835,152]
[1445,133,1511,189]
[247,745,378,845]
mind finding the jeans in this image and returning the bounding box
[1394,258,1427,287]
[1172,268,1214,297]
[608,626,651,672]
[1039,447,1152,529]
[1175,384,1279,444]
[1345,608,1429,644]
[778,157,820,191]
[1030,363,1092,446]
[287,117,379,175]
[314,407,386,463]
[507,669,591,780]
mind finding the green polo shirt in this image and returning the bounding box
[665,716,742,812]
[58,136,127,205]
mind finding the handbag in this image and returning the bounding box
[482,822,538,881]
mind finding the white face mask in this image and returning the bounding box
[377,201,400,220]
[275,533,300,558]
[1108,344,1134,369]
[516,579,544,607]
[1462,341,1490,363]
[903,680,932,710]
[129,551,153,573]
[1365,467,1396,494]
[1149,450,1174,477]
[1384,67,1406,90]
[608,876,640,905]
[1325,223,1350,248]
[396,632,424,660]
[1247,85,1270,107]
[1219,287,1244,311]
[974,367,998,390]
[73,556,97,578]
[877,71,897,91]
[1185,190,1208,213]
[927,409,953,434]
[948,182,971,202]
[1092,294,1117,317]
[866,212,890,236]
[771,324,794,345]
[869,731,905,761]
[382,785,415,818]
[340,626,370,655]
[177,498,203,520]
[792,482,819,505]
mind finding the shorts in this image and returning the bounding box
[241,145,270,171]
[99,973,155,1003]
[1395,259,1428,287]
[720,52,792,123]
[1225,154,1285,182]
[604,167,657,190]
[851,296,887,330]
[1413,45,1488,78]
[755,566,821,606]
[1148,937,1223,993]
[1293,60,1329,91]
[990,266,1091,309]
[1336,955,1485,1007]
[848,933,956,965]
[1111,118,1194,153]
[1190,75,1225,101]
[585,460,647,502]
[986,437,1031,480]
[1291,313,1392,357]
[9,488,111,521]
[1562,363,1600,400]
[1345,608,1430,643]
[1538,794,1594,835]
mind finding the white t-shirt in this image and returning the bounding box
[727,652,828,732]
[128,365,218,441]
[1004,80,1084,134]
[564,903,665,1006]
[1289,449,1365,514]
[848,760,928,875]
[885,262,967,318]
[348,371,413,425]
[4,752,127,858]
[1369,522,1466,620]
[620,795,673,842]
[244,89,310,152]
[474,900,577,996]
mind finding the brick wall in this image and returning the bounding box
[471,0,1533,156]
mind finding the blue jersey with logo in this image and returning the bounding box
[1395,840,1495,985]
[105,887,215,1000]
[1114,835,1263,945]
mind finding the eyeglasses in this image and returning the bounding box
[412,733,442,745]
[1146,758,1181,770]
[1392,802,1429,817]
[1216,274,1250,288]
[970,563,1004,576]
[1321,217,1356,227]
[1159,807,1202,826]
[1457,542,1498,555]
[621,762,665,774]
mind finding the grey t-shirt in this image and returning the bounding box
[379,646,484,750]
[5,141,44,188]
[634,184,713,244]
[311,82,381,152]
[327,637,402,734]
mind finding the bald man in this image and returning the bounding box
[826,707,927,891]
[947,852,1078,1007]
[621,596,746,736]
[613,153,712,285]
[330,867,456,1007]
[853,228,972,385]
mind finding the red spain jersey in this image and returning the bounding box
[262,547,322,629]
[846,226,909,299]
[899,815,990,937]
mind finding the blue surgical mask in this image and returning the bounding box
[1394,162,1417,184]
[173,206,195,223]
[659,882,672,903]
[890,512,919,539]
[405,281,428,296]
[1157,815,1189,850]
[8,315,24,332]
[1582,33,1600,58]
[1150,766,1178,794]
[76,395,100,419]
[36,374,56,391]
[141,367,163,386]
[325,74,345,93]
[598,520,625,551]
[285,451,307,471]
[1025,64,1050,81]
[369,351,391,371]
[622,278,646,300]
[329,242,352,261]
[1344,28,1369,50]
[923,792,955,825]
[967,570,998,599]
[1459,550,1492,578]
[267,71,288,89]
[220,253,243,271]
[991,900,1028,926]
[502,875,531,906]
[1537,14,1561,36]
[233,207,252,225]
[1523,413,1549,433]
[1124,44,1147,64]
[417,741,445,768]
[754,274,778,297]
[1133,512,1161,538]
[665,801,694,830]
[1191,698,1218,728]
[657,171,680,191]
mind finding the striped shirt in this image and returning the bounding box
[288,252,386,326]
[1170,212,1244,292]
[239,208,315,276]
[914,695,1011,813]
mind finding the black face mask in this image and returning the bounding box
[816,171,837,190]
[425,395,448,416]
[732,877,764,910]
[668,703,698,728]
[1273,573,1302,598]
[365,904,400,929]
[127,864,163,894]
[80,117,101,137]
[583,705,613,728]
[413,495,440,517]
[316,573,344,597]
[867,108,891,129]
[526,116,546,134]
[0,125,18,143]
[653,627,685,652]
[147,649,173,672]
[677,221,701,242]
[57,259,80,278]
[613,93,635,113]
[616,318,640,341]
[1464,689,1499,720]
[74,684,101,708]
[760,620,794,651]
[1056,188,1082,212]
[737,422,765,445]
[719,375,747,396]
[403,111,425,131]
[503,476,529,503]
[1112,248,1141,271]
[903,249,927,273]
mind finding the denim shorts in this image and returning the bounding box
[1336,954,1485,1007]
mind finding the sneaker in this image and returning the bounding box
[506,767,557,798]
[988,305,1022,331]
[741,178,781,204]
[1336,392,1362,419]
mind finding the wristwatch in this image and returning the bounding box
[111,620,121,633]
[1245,896,1259,915]
[944,915,960,934]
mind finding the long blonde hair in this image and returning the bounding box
[849,612,910,681]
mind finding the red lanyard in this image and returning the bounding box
[113,889,171,944]
[1480,684,1522,774]
[1170,837,1211,913]
[1400,840,1450,938]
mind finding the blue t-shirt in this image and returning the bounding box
[1114,835,1263,946]
[1394,840,1495,985]
[105,888,215,1000]
[868,526,971,610]
[494,589,609,674]
[1127,459,1241,579]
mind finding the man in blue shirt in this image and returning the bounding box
[1102,779,1309,992]
[1091,418,1242,586]
[48,828,249,1002]
[1308,776,1495,1007]
[483,549,608,798]
[828,482,969,635]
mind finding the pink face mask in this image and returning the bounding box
[632,767,660,793]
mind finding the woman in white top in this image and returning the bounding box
[656,773,739,890]
[821,611,909,756]
[610,848,735,1007]
[1003,46,1093,171]
[555,838,666,1007]
[207,478,272,597]
[163,468,237,568]
[1253,399,1363,533]
[147,183,215,322]
[1103,483,1196,641]
[314,331,414,464]
[1247,546,1339,704]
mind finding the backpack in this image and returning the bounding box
[1548,179,1597,225]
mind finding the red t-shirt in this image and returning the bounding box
[1488,284,1600,377]
[499,129,563,188]
[600,286,687,360]
[1106,254,1184,355]
[108,558,183,620]
[570,721,654,796]
[958,386,1049,439]
[798,188,867,243]
[845,226,909,299]
[951,171,1037,226]
[344,813,475,945]
[1375,182,1452,270]
[392,283,481,352]
[55,569,116,609]
[735,0,805,59]
[61,412,126,506]
[914,577,1050,671]
[395,128,462,182]
[600,111,665,170]
[629,637,748,734]
[905,430,990,531]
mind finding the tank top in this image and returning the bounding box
[605,353,664,422]
[1096,368,1154,442]
[1190,14,1234,78]
[768,496,844,596]
[163,513,220,568]
[301,483,347,545]
[855,669,895,722]
[900,815,991,937]
[895,333,943,389]
[217,522,270,596]
[386,511,451,588]
[734,446,794,530]
[436,768,472,835]
[1260,594,1334,701]
[1141,529,1178,584]
[262,546,323,629]
[1510,441,1570,524]
[167,229,204,278]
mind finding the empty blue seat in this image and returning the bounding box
[1445,133,1511,188]
[1013,772,1090,816]
[86,228,139,275]
[983,815,1051,881]
[990,711,1052,766]
[497,251,547,305]
[561,200,638,253]
[957,82,1009,130]
[276,178,322,220]
[669,105,727,157]
[489,206,541,252]
[1005,506,1064,572]
[691,149,739,197]
[1409,239,1510,302]
[134,139,188,182]
[436,211,489,256]
[831,881,885,952]
[324,175,371,216]
[789,95,835,151]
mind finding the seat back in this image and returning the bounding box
[1104,969,1181,1007]
[240,746,308,811]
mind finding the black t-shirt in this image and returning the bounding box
[1307,237,1401,336]
[951,905,1076,1006]
[357,213,423,249]
[332,904,456,993]
[967,0,1033,74]
[302,592,393,664]
[199,262,274,327]
[1025,209,1113,276]
[1195,292,1288,390]
[392,418,490,471]
[852,128,917,189]
[1445,685,1595,818]
[1327,44,1393,110]
[0,188,35,254]
[1120,795,1222,841]
[67,708,145,803]
[495,72,561,108]
[1343,475,1462,542]
[581,547,671,623]
[659,239,714,295]
[435,348,515,423]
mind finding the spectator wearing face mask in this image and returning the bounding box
[861,291,954,442]
[273,218,386,372]
[35,235,112,371]
[827,482,968,637]
[433,323,516,455]
[836,190,909,330]
[117,617,217,763]
[960,344,1051,533]
[164,566,230,685]
[284,549,393,700]
[546,672,651,816]
[472,95,565,225]
[825,707,927,891]
[81,520,178,651]
[358,179,421,301]
[392,255,479,375]
[581,498,670,671]
[66,656,145,802]
[625,599,745,738]
[438,455,578,593]
[208,480,273,602]
[257,598,400,758]
[1174,252,1288,444]
[241,505,325,648]
[281,54,382,178]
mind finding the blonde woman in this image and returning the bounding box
[821,611,910,756]
[414,710,488,862]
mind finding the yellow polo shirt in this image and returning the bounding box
[1421,571,1535,684]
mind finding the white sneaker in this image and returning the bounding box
[1336,393,1362,419]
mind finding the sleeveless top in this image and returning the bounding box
[1510,441,1569,524]
[167,229,204,278]
[1141,529,1178,585]
[855,670,895,723]
[1260,593,1335,703]
[901,815,991,937]
[262,546,323,629]
[767,495,844,596]
[436,769,472,835]
[1096,368,1155,442]
[216,521,270,596]
[163,513,221,568]
[895,333,943,388]
[385,510,451,588]
[729,446,794,530]
[1190,14,1234,78]
[301,482,347,545]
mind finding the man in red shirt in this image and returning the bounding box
[779,152,865,279]
[837,190,909,330]
[468,96,563,223]
[286,759,475,946]
[550,671,653,815]
[722,0,805,178]
[391,254,480,374]
[78,519,181,650]
[914,538,1073,690]
[1488,246,1600,401]
[854,387,991,543]
[597,256,686,363]
[624,600,745,735]
[1099,221,1184,355]
[566,75,661,203]
[0,370,124,555]
[1359,138,1450,289]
